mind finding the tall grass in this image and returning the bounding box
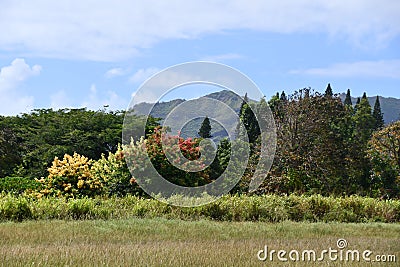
[0,193,399,223]
[0,218,399,266]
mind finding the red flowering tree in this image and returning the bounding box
[123,127,210,188]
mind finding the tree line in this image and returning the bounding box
[0,85,399,198]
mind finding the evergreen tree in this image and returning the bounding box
[352,93,375,190]
[280,91,287,102]
[198,116,212,138]
[239,93,249,112]
[372,96,384,130]
[325,83,333,97]
[355,93,374,144]
[354,97,361,112]
[240,104,261,144]
[344,89,352,106]
[236,93,260,144]
[362,92,367,100]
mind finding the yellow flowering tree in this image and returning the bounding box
[38,152,105,197]
[91,144,141,196]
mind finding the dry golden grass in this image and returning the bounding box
[0,218,399,266]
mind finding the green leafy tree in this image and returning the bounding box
[0,119,21,177]
[367,122,400,197]
[198,116,212,138]
[4,108,159,178]
[266,89,349,195]
[10,108,126,178]
[372,96,385,130]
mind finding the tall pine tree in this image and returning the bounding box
[198,116,212,138]
[236,93,260,144]
[352,92,375,190]
[344,89,352,106]
[372,96,384,130]
[325,83,333,97]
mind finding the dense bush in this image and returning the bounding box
[37,153,105,198]
[0,177,41,195]
[91,145,141,196]
[1,194,399,223]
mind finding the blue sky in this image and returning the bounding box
[0,0,399,115]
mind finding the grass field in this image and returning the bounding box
[0,218,399,266]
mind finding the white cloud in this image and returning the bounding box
[0,1,398,61]
[129,67,160,84]
[290,59,400,79]
[200,53,243,62]
[105,67,128,78]
[0,58,41,91]
[0,58,41,115]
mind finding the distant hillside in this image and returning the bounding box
[132,90,244,140]
[133,99,186,119]
[132,90,400,139]
[339,94,400,124]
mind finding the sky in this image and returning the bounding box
[0,0,399,115]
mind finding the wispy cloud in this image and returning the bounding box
[290,59,400,79]
[0,58,41,115]
[200,53,243,62]
[1,1,398,61]
[129,67,160,84]
[104,67,129,79]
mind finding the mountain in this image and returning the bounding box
[133,98,186,119]
[339,94,400,124]
[132,90,244,140]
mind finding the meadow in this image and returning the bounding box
[1,194,399,266]
[0,218,399,266]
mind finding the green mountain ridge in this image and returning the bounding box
[132,90,400,138]
[132,90,243,140]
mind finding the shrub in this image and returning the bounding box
[91,145,142,196]
[38,153,105,198]
[0,176,41,195]
[0,194,32,221]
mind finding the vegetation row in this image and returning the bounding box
[0,194,399,223]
